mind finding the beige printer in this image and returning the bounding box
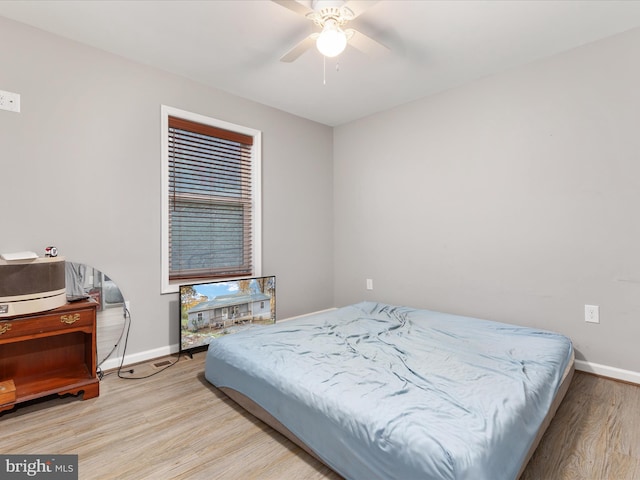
[0,253,66,317]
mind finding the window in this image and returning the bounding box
[161,106,261,293]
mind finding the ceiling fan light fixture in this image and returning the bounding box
[316,19,347,57]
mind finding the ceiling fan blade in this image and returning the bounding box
[271,0,313,17]
[345,0,379,19]
[280,35,316,62]
[347,28,389,57]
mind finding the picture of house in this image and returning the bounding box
[186,291,272,332]
[180,276,276,351]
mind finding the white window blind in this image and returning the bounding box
[168,116,254,281]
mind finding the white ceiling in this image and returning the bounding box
[2,0,640,126]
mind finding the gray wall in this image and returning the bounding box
[3,14,639,374]
[334,27,640,373]
[0,17,334,360]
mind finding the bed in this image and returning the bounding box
[205,301,574,480]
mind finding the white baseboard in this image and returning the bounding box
[279,307,338,322]
[98,309,339,371]
[575,359,640,385]
[98,338,640,387]
[99,344,180,371]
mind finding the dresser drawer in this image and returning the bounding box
[0,307,94,341]
[0,300,98,412]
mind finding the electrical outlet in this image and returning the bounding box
[585,305,599,324]
[0,89,20,113]
[366,278,373,290]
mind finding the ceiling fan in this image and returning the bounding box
[273,0,389,62]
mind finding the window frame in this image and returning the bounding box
[161,105,262,294]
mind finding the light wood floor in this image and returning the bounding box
[1,352,638,479]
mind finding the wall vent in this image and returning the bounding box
[152,360,172,368]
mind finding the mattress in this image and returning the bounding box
[205,301,574,480]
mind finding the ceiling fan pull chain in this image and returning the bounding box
[323,55,327,85]
[336,60,340,73]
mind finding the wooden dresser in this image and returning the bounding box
[0,300,99,413]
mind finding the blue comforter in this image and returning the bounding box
[205,302,573,480]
